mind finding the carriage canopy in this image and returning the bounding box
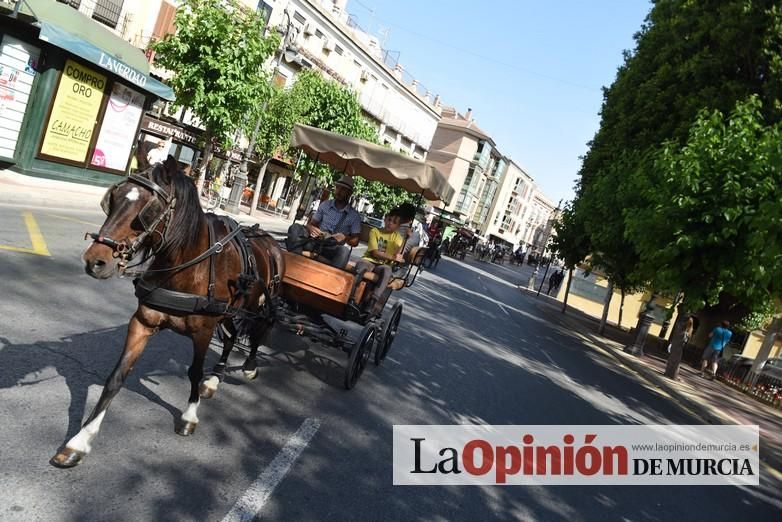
[291,124,455,203]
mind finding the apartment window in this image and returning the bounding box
[92,0,123,29]
[272,70,288,88]
[293,11,306,24]
[257,1,273,26]
[335,45,344,55]
[315,29,324,38]
[353,60,361,69]
[57,0,81,7]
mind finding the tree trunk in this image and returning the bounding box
[249,158,271,217]
[561,268,573,314]
[664,303,689,379]
[618,288,626,329]
[598,279,614,335]
[196,130,214,196]
[745,317,782,386]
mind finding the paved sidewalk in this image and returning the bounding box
[0,169,104,209]
[520,285,782,474]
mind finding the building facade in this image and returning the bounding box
[256,0,441,159]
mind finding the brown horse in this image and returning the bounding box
[51,157,284,468]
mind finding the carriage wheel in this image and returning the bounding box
[344,324,376,390]
[375,301,403,366]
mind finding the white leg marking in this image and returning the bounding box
[222,418,321,522]
[203,375,220,392]
[181,400,200,423]
[65,411,106,454]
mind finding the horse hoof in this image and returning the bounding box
[50,447,86,468]
[243,368,258,380]
[199,376,220,399]
[176,421,198,437]
[199,384,216,399]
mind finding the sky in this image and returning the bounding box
[344,0,653,205]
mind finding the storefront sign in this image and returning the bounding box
[98,52,147,88]
[40,60,106,162]
[0,36,40,159]
[90,83,145,171]
[140,115,200,146]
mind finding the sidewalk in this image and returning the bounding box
[0,169,295,235]
[520,285,782,474]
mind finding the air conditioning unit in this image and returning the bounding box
[322,38,335,52]
[360,69,370,82]
[303,22,316,36]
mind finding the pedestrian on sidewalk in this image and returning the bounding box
[700,320,732,379]
[667,315,694,353]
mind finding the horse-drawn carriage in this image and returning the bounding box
[266,124,454,389]
[52,124,452,468]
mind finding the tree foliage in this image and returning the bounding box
[626,96,782,315]
[257,70,416,215]
[151,0,279,148]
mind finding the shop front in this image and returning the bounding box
[0,0,174,185]
[136,114,202,175]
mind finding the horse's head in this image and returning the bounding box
[84,157,179,279]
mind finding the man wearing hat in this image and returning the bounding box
[286,174,362,268]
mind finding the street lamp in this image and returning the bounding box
[224,10,299,214]
[535,200,563,297]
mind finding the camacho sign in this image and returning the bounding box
[40,59,106,162]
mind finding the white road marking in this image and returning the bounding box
[222,418,321,522]
[497,302,510,316]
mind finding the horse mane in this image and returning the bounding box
[147,163,204,259]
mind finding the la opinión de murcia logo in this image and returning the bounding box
[393,425,759,486]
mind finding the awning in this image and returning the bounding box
[291,123,456,203]
[20,0,174,101]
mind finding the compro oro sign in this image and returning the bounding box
[393,425,760,486]
[40,59,106,162]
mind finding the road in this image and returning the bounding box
[0,202,780,521]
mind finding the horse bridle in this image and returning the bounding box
[86,173,177,274]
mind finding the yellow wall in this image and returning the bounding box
[738,330,782,360]
[556,270,679,331]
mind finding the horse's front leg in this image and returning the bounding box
[51,313,155,468]
[176,326,213,436]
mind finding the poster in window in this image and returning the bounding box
[90,83,145,171]
[0,36,40,159]
[40,60,106,162]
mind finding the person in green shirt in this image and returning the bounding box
[355,210,405,316]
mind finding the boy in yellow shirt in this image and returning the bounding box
[355,211,405,316]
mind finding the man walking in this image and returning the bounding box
[286,175,361,269]
[700,320,732,379]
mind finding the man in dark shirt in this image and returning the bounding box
[286,175,361,269]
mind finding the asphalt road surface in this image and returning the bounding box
[1,202,780,521]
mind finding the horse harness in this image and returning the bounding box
[88,173,280,319]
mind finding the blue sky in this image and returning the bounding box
[345,0,653,204]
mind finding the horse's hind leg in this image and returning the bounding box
[51,313,154,468]
[242,321,272,380]
[177,327,212,436]
[200,320,235,400]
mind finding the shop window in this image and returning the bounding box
[257,1,273,26]
[92,0,124,29]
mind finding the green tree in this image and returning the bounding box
[626,97,782,377]
[151,0,279,190]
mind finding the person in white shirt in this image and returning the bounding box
[146,140,167,166]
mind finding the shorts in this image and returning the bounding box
[701,346,722,363]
